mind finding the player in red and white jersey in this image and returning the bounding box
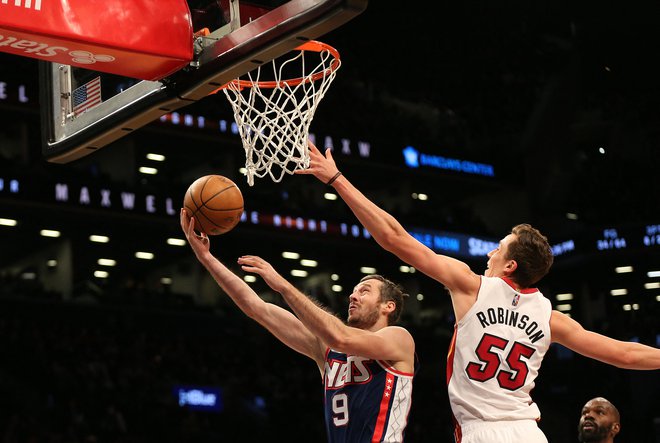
[300,141,660,443]
[181,209,417,442]
[446,274,552,442]
[447,276,552,428]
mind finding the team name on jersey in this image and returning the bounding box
[476,307,545,344]
[325,356,373,389]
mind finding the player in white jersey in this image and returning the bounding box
[180,209,417,442]
[299,140,660,443]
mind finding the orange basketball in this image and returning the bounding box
[183,175,244,235]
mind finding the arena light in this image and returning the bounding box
[244,275,257,283]
[360,266,377,274]
[47,259,57,268]
[0,218,17,226]
[135,251,154,260]
[167,238,187,246]
[644,282,660,289]
[282,251,300,259]
[417,193,428,201]
[610,288,628,296]
[146,153,165,161]
[160,277,173,285]
[648,271,660,278]
[615,266,633,273]
[332,285,342,292]
[290,269,308,277]
[556,293,574,301]
[416,294,424,301]
[623,304,632,311]
[324,192,338,201]
[97,258,116,267]
[139,166,158,175]
[40,229,61,238]
[89,235,109,243]
[300,259,318,267]
[566,213,578,220]
[556,304,572,312]
[21,271,36,280]
[330,274,340,281]
[94,270,109,278]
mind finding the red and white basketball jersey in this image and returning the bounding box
[447,276,552,436]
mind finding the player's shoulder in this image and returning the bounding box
[379,325,415,343]
[385,325,411,333]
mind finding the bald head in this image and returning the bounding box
[586,398,620,422]
[578,397,620,442]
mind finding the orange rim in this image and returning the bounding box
[212,40,340,93]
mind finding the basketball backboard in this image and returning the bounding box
[35,0,367,163]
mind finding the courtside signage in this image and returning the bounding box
[159,112,373,159]
[0,79,30,103]
[0,177,20,194]
[174,386,223,413]
[409,227,499,258]
[4,179,656,257]
[403,145,495,177]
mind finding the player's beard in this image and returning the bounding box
[347,306,379,330]
[578,421,609,442]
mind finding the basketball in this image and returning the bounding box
[183,175,244,235]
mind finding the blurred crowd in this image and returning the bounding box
[0,276,658,442]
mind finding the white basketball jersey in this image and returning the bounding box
[447,276,552,437]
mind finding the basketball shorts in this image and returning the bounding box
[459,419,548,443]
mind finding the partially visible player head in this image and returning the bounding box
[486,223,553,288]
[578,397,621,442]
[347,275,407,329]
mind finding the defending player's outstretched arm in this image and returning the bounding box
[238,254,414,365]
[297,141,481,303]
[180,209,325,369]
[550,310,660,369]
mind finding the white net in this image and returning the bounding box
[222,41,340,186]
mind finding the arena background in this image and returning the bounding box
[0,1,659,441]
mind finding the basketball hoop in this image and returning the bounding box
[215,40,341,186]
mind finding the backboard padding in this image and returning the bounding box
[40,0,368,163]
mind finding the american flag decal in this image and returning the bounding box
[72,76,102,116]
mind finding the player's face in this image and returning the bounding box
[578,399,619,442]
[485,234,515,277]
[347,279,383,330]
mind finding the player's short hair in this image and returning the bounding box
[508,223,554,287]
[360,275,408,325]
